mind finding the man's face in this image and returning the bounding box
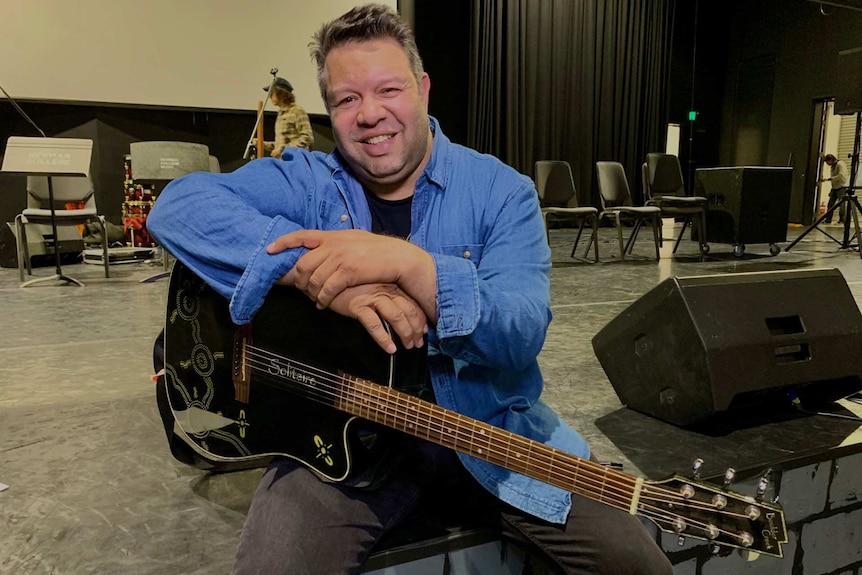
[324,38,432,199]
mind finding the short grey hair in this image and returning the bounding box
[309,3,424,107]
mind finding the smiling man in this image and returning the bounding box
[146,4,672,574]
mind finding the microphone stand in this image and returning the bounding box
[243,68,279,160]
[0,83,47,138]
[1,83,88,286]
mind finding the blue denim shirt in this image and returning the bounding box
[147,118,590,524]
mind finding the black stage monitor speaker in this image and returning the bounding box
[592,268,862,427]
[835,47,862,116]
[695,167,791,247]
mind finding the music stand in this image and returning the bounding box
[128,141,211,283]
[785,112,862,259]
[2,137,94,287]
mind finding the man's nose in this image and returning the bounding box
[357,96,385,125]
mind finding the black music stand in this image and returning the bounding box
[786,113,862,259]
[128,141,211,283]
[2,137,95,287]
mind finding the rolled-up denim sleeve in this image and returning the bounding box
[147,157,315,324]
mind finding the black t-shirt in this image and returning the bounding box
[364,189,413,239]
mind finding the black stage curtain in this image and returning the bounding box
[469,0,675,206]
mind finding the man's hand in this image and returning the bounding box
[268,229,437,322]
[326,283,428,354]
[270,146,285,158]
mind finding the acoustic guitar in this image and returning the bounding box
[160,261,788,558]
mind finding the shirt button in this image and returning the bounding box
[463,250,471,258]
[340,214,348,222]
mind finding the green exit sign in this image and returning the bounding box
[688,110,698,121]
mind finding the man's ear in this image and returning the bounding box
[419,73,431,107]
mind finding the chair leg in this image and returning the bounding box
[624,220,642,255]
[15,216,28,282]
[657,216,666,246]
[698,210,707,258]
[672,217,690,253]
[98,217,110,278]
[543,213,551,244]
[572,219,586,257]
[615,213,625,260]
[651,215,661,261]
[587,215,599,262]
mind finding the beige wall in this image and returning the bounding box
[0,0,395,114]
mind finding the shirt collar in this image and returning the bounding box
[424,116,449,189]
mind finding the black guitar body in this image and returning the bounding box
[160,262,427,480]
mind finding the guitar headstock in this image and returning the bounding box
[642,468,788,558]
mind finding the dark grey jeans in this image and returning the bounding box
[825,186,848,223]
[231,440,673,575]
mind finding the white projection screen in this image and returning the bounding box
[0,0,397,115]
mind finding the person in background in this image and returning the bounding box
[822,153,849,224]
[147,4,672,574]
[264,77,314,156]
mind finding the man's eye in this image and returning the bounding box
[335,96,356,107]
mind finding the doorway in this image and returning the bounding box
[806,99,860,225]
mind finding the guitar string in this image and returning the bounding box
[232,345,761,545]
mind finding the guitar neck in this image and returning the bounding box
[338,373,641,514]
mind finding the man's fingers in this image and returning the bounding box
[311,268,353,308]
[389,296,428,348]
[353,307,396,354]
[372,297,426,350]
[292,251,344,301]
[266,230,324,254]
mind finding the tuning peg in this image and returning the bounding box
[723,467,736,488]
[756,476,769,501]
[711,544,734,558]
[755,468,772,501]
[691,458,704,479]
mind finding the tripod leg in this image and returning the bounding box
[851,196,862,258]
[785,199,846,250]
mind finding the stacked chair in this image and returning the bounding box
[535,160,599,262]
[642,153,709,257]
[594,161,661,261]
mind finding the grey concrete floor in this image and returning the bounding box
[2,222,861,574]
